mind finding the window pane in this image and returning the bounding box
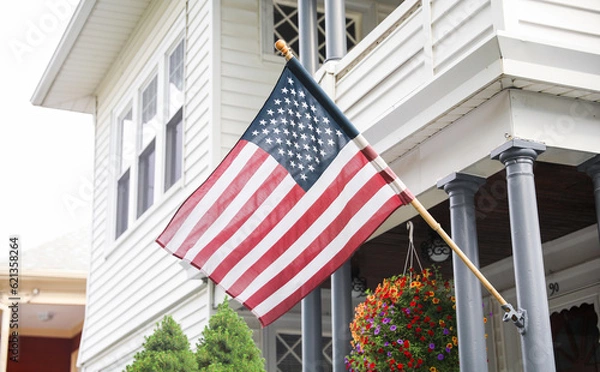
[137,140,156,217]
[119,109,134,173]
[165,107,183,191]
[141,76,158,149]
[168,40,185,118]
[116,170,130,238]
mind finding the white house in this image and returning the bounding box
[32,0,600,371]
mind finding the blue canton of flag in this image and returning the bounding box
[242,71,350,191]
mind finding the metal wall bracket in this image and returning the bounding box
[502,303,527,335]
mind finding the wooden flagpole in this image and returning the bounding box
[274,39,525,328]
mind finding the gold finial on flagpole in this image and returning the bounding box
[275,39,294,61]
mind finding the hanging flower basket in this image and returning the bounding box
[345,267,459,372]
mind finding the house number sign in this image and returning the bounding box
[548,282,560,296]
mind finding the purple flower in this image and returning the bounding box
[429,343,435,349]
[384,342,390,347]
[443,328,450,335]
[446,347,452,353]
[374,326,381,335]
[390,325,397,331]
[383,318,391,324]
[438,354,445,360]
[397,339,404,345]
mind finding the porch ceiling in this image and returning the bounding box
[349,161,597,289]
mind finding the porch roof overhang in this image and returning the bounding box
[30,0,151,114]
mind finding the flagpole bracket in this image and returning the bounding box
[502,303,527,334]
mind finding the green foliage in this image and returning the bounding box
[125,315,198,372]
[196,300,266,372]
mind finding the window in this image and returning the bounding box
[270,0,361,63]
[165,39,184,190]
[116,109,134,238]
[165,108,183,190]
[275,333,333,372]
[111,28,185,242]
[137,139,155,217]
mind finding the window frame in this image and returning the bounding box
[261,0,374,63]
[107,14,185,253]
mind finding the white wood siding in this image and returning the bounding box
[80,1,212,369]
[335,0,427,131]
[219,0,284,157]
[185,0,215,186]
[430,0,493,73]
[503,0,600,48]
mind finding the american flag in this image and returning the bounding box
[156,58,414,326]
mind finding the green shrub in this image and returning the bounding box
[196,300,265,372]
[125,315,198,372]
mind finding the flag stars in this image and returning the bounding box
[245,71,351,188]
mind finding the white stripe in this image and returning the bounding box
[253,185,397,317]
[201,174,297,275]
[165,143,259,254]
[355,133,408,194]
[218,141,361,289]
[182,153,281,262]
[236,155,380,303]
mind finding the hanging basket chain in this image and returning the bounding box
[402,221,423,279]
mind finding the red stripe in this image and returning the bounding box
[361,144,379,162]
[209,182,305,284]
[379,167,397,185]
[398,188,415,204]
[189,164,290,269]
[243,172,396,309]
[226,150,370,297]
[156,141,248,248]
[256,195,402,326]
[172,147,269,258]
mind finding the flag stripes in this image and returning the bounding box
[157,137,405,325]
[157,58,416,326]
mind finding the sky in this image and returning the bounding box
[0,0,94,251]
